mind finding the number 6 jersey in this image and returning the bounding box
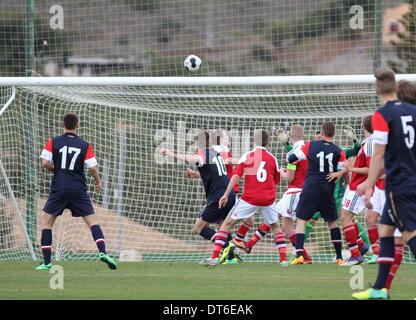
[233,146,280,206]
[40,132,97,193]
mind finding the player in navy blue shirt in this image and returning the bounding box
[37,113,117,270]
[160,130,237,263]
[287,122,346,265]
[353,68,416,300]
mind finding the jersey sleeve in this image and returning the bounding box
[288,142,309,163]
[233,153,248,177]
[337,149,347,170]
[372,111,389,145]
[40,139,53,162]
[84,144,98,168]
[194,151,206,167]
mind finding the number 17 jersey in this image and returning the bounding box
[40,132,97,193]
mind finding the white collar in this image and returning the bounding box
[293,140,305,148]
[362,135,372,144]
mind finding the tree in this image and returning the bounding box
[0,11,71,76]
[388,0,416,73]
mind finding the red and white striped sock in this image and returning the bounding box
[246,224,270,248]
[274,233,287,262]
[385,244,404,291]
[235,223,252,242]
[212,231,229,259]
[344,224,360,258]
[367,226,380,255]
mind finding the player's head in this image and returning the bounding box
[212,129,230,147]
[320,122,335,139]
[289,124,304,144]
[315,130,322,140]
[62,113,79,131]
[362,115,373,135]
[253,129,269,147]
[195,130,212,149]
[374,67,397,97]
[397,79,416,105]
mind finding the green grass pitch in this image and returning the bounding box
[0,261,415,300]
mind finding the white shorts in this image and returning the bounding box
[229,198,279,225]
[370,186,386,215]
[276,188,302,221]
[394,229,402,237]
[342,186,366,215]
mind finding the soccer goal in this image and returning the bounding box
[1,75,415,263]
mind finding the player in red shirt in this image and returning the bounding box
[328,116,373,265]
[200,129,287,266]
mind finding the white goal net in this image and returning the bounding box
[0,76,415,263]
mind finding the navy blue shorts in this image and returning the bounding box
[296,188,338,222]
[198,196,236,224]
[43,192,95,217]
[380,189,416,232]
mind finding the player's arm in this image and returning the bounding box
[160,148,200,164]
[287,142,308,163]
[326,150,348,182]
[219,158,245,208]
[185,168,200,179]
[357,112,388,208]
[280,163,296,184]
[40,139,54,172]
[84,145,101,191]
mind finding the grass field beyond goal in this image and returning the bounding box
[0,262,414,300]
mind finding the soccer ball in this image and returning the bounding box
[184,55,202,72]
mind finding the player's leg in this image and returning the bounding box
[291,190,319,265]
[69,192,117,269]
[234,216,255,242]
[262,203,287,266]
[327,221,344,264]
[304,213,320,241]
[365,210,380,264]
[385,230,404,293]
[243,223,270,253]
[36,192,67,270]
[36,212,58,270]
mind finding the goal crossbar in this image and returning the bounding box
[1,74,416,86]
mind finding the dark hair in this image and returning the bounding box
[253,129,269,147]
[374,67,396,95]
[321,122,335,138]
[195,130,211,149]
[211,129,226,145]
[397,80,416,105]
[363,115,373,133]
[63,113,79,130]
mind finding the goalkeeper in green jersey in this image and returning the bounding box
[276,126,371,247]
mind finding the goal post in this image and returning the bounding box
[1,75,416,263]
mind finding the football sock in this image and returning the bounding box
[367,226,380,255]
[330,227,343,260]
[199,226,216,241]
[356,220,371,246]
[295,233,305,258]
[287,230,311,260]
[408,236,416,258]
[235,223,252,241]
[343,224,360,258]
[274,233,287,262]
[373,236,395,290]
[40,229,52,265]
[91,225,106,254]
[353,221,364,249]
[385,243,404,290]
[246,224,270,248]
[304,222,314,241]
[212,231,228,259]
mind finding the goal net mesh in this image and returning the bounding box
[1,83,415,263]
